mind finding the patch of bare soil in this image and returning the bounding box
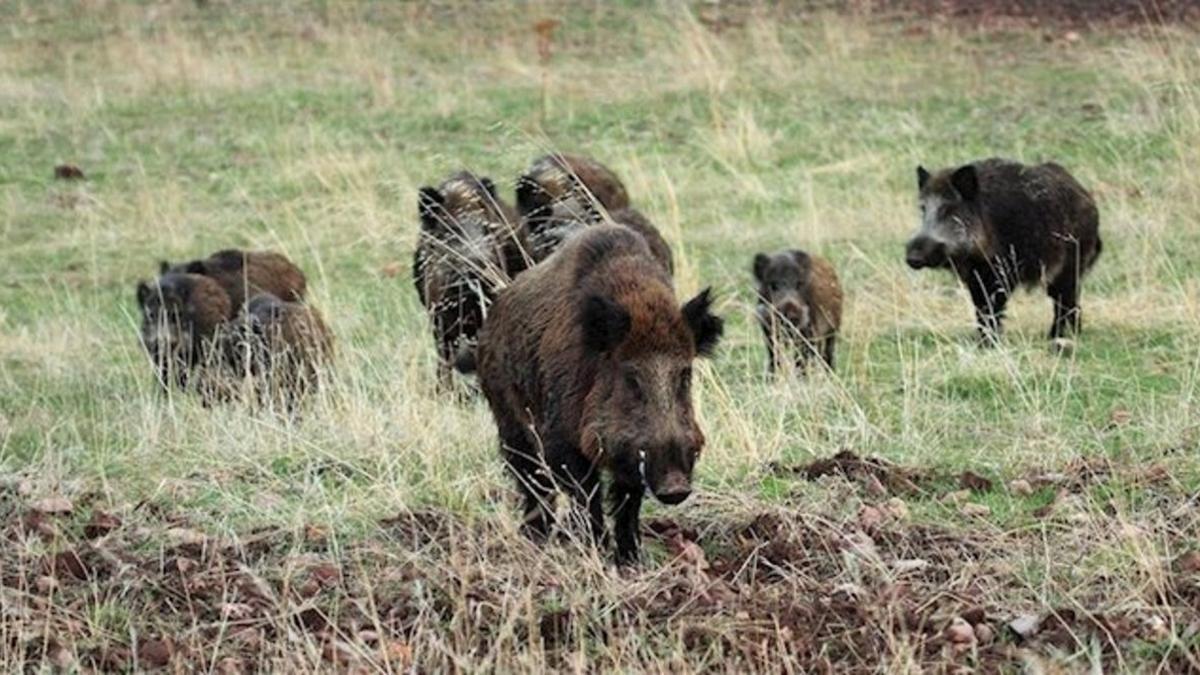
[1,465,1195,671]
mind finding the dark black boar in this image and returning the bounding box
[224,293,334,408]
[905,158,1101,346]
[753,250,843,372]
[413,171,518,385]
[136,272,232,391]
[161,249,307,313]
[476,224,723,563]
[515,153,675,271]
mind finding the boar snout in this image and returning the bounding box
[905,235,946,270]
[653,469,692,505]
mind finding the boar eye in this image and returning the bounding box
[623,370,644,401]
[677,367,692,398]
[937,204,953,220]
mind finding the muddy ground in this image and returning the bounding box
[5,452,1199,672]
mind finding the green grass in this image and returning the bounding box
[2,1,1200,672]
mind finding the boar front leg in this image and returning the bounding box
[611,482,644,564]
[965,265,1009,347]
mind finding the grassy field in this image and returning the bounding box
[2,1,1200,671]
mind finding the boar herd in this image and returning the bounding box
[135,152,1102,563]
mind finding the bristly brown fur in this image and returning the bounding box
[162,249,307,314]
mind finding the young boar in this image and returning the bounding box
[476,224,723,563]
[905,158,1101,346]
[413,171,518,385]
[136,272,232,391]
[753,250,843,372]
[224,293,334,408]
[162,249,307,313]
[516,153,665,268]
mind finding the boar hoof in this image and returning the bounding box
[1049,337,1075,357]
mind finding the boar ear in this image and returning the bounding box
[418,186,445,231]
[581,294,631,353]
[789,250,813,278]
[682,287,724,357]
[136,281,151,307]
[752,253,769,282]
[951,165,979,201]
[158,260,171,275]
[479,176,498,198]
[917,166,931,190]
[516,175,548,217]
[183,260,206,274]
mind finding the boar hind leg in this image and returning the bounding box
[1047,262,1081,340]
[610,483,644,565]
[966,267,1009,347]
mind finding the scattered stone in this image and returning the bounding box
[31,496,74,515]
[1008,614,1041,640]
[946,617,975,644]
[959,503,991,518]
[1008,479,1033,496]
[882,497,909,520]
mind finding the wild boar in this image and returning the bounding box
[753,250,843,372]
[476,224,723,563]
[514,153,647,267]
[224,293,334,409]
[136,272,232,391]
[905,158,1101,347]
[413,171,518,385]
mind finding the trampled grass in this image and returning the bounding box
[2,1,1199,671]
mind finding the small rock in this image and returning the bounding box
[31,496,74,515]
[892,559,929,575]
[166,528,207,547]
[941,489,971,504]
[974,623,995,644]
[959,503,991,518]
[858,505,884,531]
[1008,614,1040,640]
[883,497,909,520]
[945,617,975,644]
[1175,551,1200,575]
[1108,408,1133,428]
[1009,479,1033,496]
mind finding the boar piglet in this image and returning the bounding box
[753,250,843,372]
[477,224,723,563]
[136,272,231,391]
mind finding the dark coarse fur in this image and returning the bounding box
[224,293,334,409]
[905,158,1102,344]
[753,250,843,373]
[161,250,307,314]
[413,171,518,385]
[515,153,661,268]
[609,207,674,275]
[476,225,723,564]
[136,272,232,391]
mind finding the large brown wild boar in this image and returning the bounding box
[753,250,843,372]
[136,272,232,391]
[905,158,1101,347]
[413,171,519,385]
[224,293,334,409]
[477,224,723,563]
[162,249,307,313]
